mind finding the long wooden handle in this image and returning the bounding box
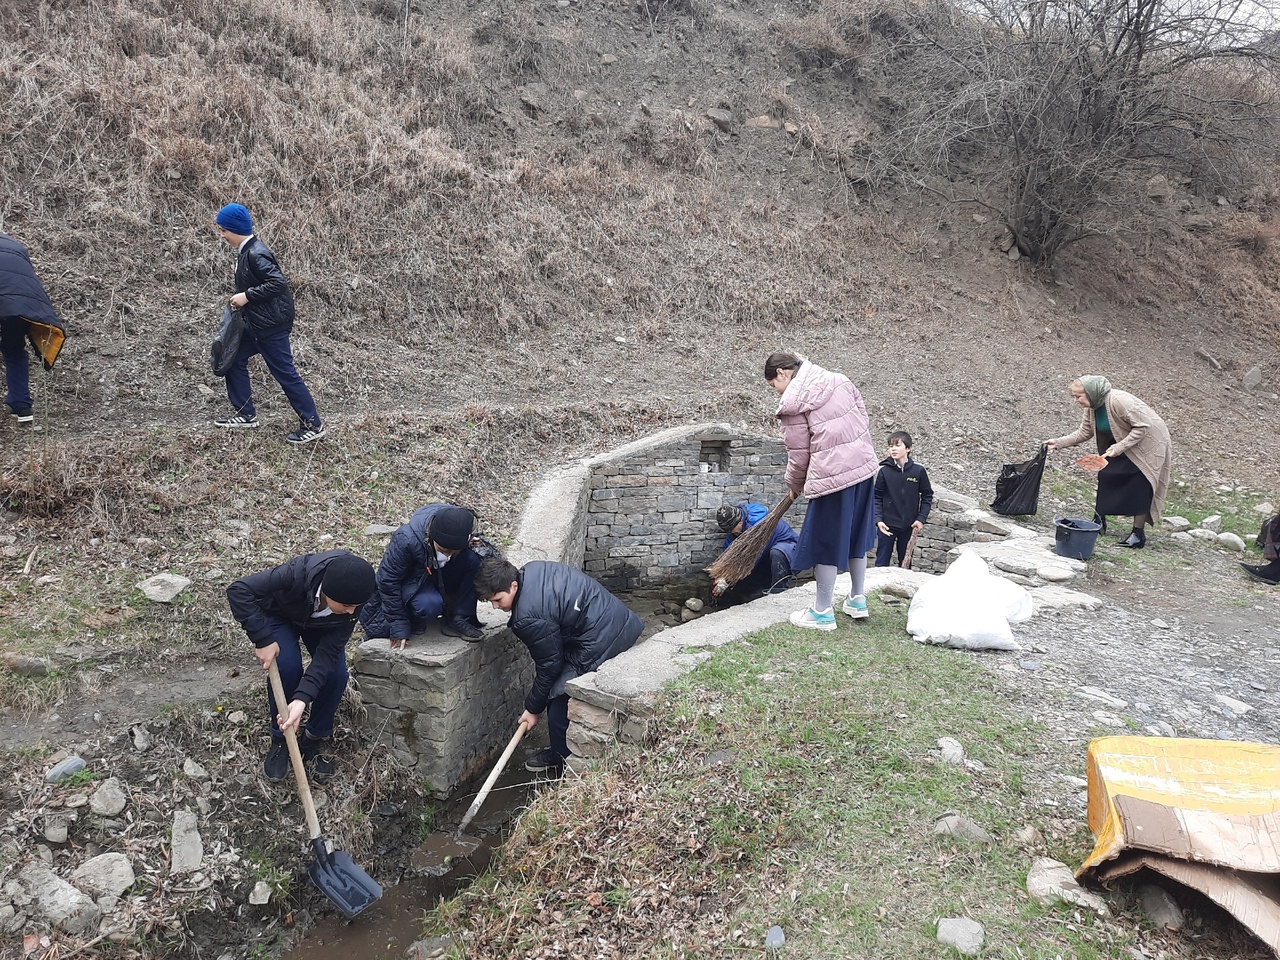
[454,720,531,839]
[268,661,323,842]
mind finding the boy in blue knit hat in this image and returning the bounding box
[214,203,325,444]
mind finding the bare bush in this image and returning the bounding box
[871,0,1280,264]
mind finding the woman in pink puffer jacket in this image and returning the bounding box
[768,352,879,631]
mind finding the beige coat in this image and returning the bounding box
[1051,389,1173,522]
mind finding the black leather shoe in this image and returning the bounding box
[1117,532,1145,548]
[1092,512,1107,535]
[1241,562,1280,585]
[441,616,484,642]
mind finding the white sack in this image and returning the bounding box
[905,550,1026,651]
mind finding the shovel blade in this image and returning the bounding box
[309,848,382,918]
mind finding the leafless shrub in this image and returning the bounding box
[773,1,873,74]
[870,0,1280,265]
[1222,214,1280,256]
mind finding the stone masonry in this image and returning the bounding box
[349,421,1082,796]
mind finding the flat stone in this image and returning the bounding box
[135,572,192,603]
[17,863,99,935]
[936,917,984,955]
[1036,565,1075,582]
[1029,584,1103,613]
[364,524,398,535]
[1163,516,1191,530]
[1137,883,1184,930]
[1026,857,1111,916]
[1216,532,1245,552]
[1188,528,1219,541]
[937,737,965,765]
[934,814,992,843]
[70,853,134,899]
[1077,686,1128,709]
[1214,694,1252,715]
[1199,514,1223,533]
[43,818,69,844]
[182,759,208,780]
[249,881,271,905]
[170,810,203,875]
[89,778,127,816]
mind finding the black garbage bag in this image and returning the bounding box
[991,444,1048,516]
[210,306,245,377]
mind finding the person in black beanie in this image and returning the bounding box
[710,502,799,599]
[213,202,325,444]
[360,504,488,647]
[227,550,376,782]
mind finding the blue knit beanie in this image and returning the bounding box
[215,203,254,235]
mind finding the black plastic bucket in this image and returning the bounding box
[1054,517,1103,560]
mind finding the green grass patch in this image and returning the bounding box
[424,606,1134,958]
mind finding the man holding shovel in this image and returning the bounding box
[475,557,642,775]
[227,550,376,782]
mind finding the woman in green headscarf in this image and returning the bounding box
[1047,376,1173,548]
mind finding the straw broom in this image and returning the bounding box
[706,491,798,587]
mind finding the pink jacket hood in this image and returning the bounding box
[776,360,877,498]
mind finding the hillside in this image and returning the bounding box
[2,0,1280,956]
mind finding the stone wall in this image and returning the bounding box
[577,424,807,591]
[907,488,1016,573]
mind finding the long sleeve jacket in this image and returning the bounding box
[506,561,642,716]
[873,458,934,528]
[776,361,878,499]
[234,236,295,334]
[226,551,363,705]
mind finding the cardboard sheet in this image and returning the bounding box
[1078,737,1280,954]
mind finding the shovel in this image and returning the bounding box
[267,662,382,917]
[901,528,920,570]
[413,719,531,876]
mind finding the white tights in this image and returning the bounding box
[814,557,867,611]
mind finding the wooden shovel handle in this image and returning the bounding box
[454,720,531,839]
[268,661,323,842]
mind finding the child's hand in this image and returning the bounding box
[255,643,280,669]
[278,699,306,734]
[876,522,890,535]
[911,520,924,533]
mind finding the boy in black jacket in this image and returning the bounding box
[474,557,642,776]
[873,431,934,567]
[227,550,376,781]
[213,202,325,444]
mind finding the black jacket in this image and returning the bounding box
[226,551,364,705]
[873,457,934,529]
[234,236,295,334]
[506,561,642,715]
[359,504,478,639]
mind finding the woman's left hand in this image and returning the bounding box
[1103,446,1118,458]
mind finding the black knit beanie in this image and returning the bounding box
[321,553,376,605]
[430,506,474,551]
[716,505,743,533]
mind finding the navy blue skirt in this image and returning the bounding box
[792,477,877,572]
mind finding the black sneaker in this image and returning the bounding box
[441,616,484,642]
[1241,562,1280,585]
[300,735,335,782]
[524,747,566,775]
[263,741,289,781]
[9,406,33,424]
[287,419,326,444]
[215,413,259,428]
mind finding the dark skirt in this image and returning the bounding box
[791,477,877,572]
[1095,452,1154,517]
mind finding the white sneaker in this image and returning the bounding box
[789,607,836,631]
[841,594,869,619]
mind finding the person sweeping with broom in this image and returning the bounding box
[766,351,879,630]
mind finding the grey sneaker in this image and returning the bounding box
[287,419,326,444]
[215,413,259,428]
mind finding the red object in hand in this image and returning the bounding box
[1076,454,1108,473]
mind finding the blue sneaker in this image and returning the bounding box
[789,606,836,631]
[841,594,869,619]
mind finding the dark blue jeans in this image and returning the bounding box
[224,324,319,424]
[547,694,570,759]
[403,549,483,626]
[875,527,912,567]
[1,317,31,411]
[266,618,348,741]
